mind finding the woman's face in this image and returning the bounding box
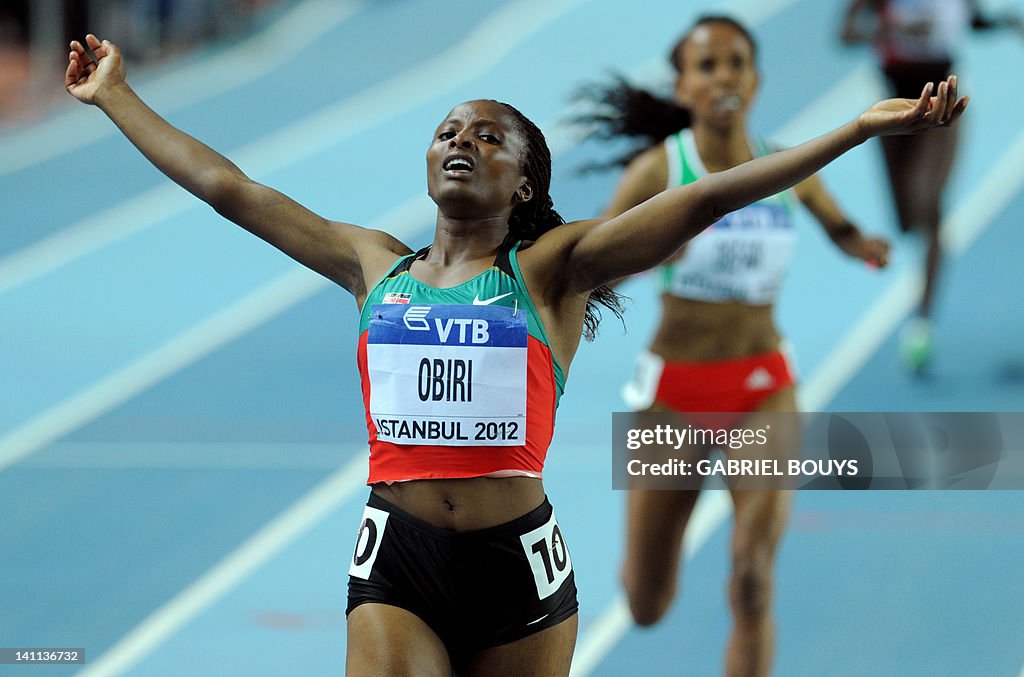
[673,23,759,130]
[426,100,530,219]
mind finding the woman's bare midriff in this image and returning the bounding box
[371,475,546,532]
[649,295,781,362]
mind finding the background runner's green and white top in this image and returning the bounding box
[657,129,798,305]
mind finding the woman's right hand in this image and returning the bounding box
[857,75,968,138]
[66,34,124,105]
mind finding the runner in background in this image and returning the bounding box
[574,15,892,676]
[840,0,1024,373]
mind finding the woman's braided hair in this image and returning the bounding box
[495,100,626,341]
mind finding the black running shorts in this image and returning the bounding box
[346,492,579,657]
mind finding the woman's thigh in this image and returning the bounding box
[460,613,578,677]
[346,603,452,677]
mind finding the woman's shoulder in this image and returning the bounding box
[607,141,670,188]
[517,218,604,254]
[631,141,670,172]
[614,143,671,206]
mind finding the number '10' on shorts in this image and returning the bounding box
[346,492,579,657]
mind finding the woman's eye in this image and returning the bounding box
[438,131,455,140]
[480,134,500,144]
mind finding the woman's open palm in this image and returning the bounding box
[860,75,968,137]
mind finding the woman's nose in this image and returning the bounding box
[714,64,739,85]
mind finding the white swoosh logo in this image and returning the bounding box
[472,292,514,305]
[526,613,549,626]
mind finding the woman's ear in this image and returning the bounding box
[516,183,533,203]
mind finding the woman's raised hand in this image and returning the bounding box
[66,34,124,105]
[858,75,968,138]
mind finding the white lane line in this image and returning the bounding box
[0,266,323,471]
[571,0,812,95]
[943,130,1024,258]
[0,0,367,178]
[0,183,185,296]
[17,442,355,470]
[569,490,731,677]
[797,268,919,412]
[0,194,435,473]
[76,451,368,677]
[799,126,1024,410]
[720,0,806,25]
[0,0,593,296]
[771,63,883,145]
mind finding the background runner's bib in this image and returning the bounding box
[367,303,527,446]
[657,129,797,305]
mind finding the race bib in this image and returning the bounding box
[349,505,389,580]
[367,304,527,446]
[519,511,573,600]
[621,350,664,411]
[665,202,793,303]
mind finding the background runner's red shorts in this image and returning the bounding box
[623,349,796,426]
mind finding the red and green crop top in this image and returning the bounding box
[356,241,566,484]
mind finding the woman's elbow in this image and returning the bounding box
[682,180,721,228]
[201,168,249,211]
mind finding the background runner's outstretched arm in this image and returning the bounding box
[558,79,965,292]
[65,34,409,300]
